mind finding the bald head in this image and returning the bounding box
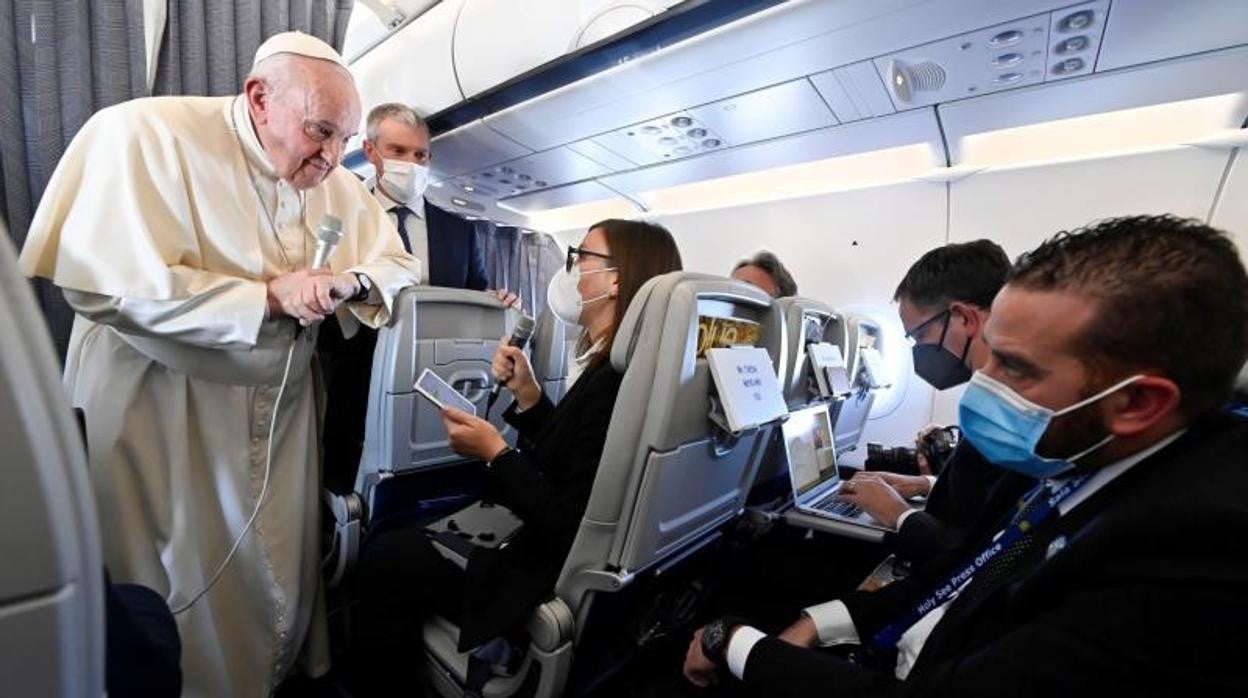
[243,54,361,189]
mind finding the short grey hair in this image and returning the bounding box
[366,102,429,142]
[734,250,798,297]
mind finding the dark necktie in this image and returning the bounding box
[391,205,413,254]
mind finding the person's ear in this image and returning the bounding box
[1104,376,1182,438]
[949,300,983,339]
[243,77,271,125]
[362,139,381,169]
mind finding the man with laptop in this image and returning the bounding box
[684,215,1248,696]
[814,240,1034,564]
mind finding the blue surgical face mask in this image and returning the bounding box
[958,371,1142,478]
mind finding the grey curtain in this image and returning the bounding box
[476,222,564,319]
[154,0,354,96]
[0,0,148,359]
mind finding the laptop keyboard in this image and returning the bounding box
[811,493,863,519]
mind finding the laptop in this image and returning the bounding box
[782,403,890,531]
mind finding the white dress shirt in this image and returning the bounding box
[369,178,431,277]
[727,429,1187,681]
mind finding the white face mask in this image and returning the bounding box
[546,266,615,326]
[379,159,429,205]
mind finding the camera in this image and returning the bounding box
[865,442,919,474]
[865,426,960,476]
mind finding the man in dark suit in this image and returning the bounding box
[684,215,1248,696]
[360,102,492,290]
[318,103,515,491]
[837,240,1034,565]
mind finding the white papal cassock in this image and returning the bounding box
[20,94,420,696]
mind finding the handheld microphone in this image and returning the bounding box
[311,214,343,269]
[486,314,536,417]
[295,214,343,336]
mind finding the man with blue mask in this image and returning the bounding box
[685,215,1248,697]
[837,240,1032,566]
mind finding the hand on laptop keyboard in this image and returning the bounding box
[838,473,914,530]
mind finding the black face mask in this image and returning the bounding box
[910,310,973,390]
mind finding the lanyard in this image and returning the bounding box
[871,471,1095,651]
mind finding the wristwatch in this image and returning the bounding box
[700,616,748,668]
[351,272,373,302]
[487,446,515,469]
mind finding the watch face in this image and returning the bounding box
[703,621,724,653]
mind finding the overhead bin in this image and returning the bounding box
[350,0,465,123]
[349,0,1248,228]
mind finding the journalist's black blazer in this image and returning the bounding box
[456,358,623,650]
[742,412,1248,697]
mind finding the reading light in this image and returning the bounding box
[988,29,1023,48]
[991,52,1023,68]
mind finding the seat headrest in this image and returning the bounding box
[609,271,772,372]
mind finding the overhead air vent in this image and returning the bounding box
[874,0,1108,110]
[591,112,729,166]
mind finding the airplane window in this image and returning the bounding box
[841,303,913,420]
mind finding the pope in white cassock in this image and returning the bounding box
[19,32,420,696]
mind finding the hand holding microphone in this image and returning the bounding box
[486,314,537,416]
[265,214,353,325]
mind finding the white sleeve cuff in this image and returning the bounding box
[925,474,938,488]
[725,626,767,681]
[895,507,922,531]
[803,600,861,647]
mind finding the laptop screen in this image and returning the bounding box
[781,404,840,497]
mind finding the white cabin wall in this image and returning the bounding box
[650,182,947,462]
[1210,150,1248,256]
[935,146,1235,424]
[545,145,1244,451]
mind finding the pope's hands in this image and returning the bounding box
[266,270,360,325]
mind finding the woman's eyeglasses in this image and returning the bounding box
[565,245,614,273]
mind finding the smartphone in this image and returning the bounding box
[414,368,477,415]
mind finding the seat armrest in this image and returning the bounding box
[526,597,574,653]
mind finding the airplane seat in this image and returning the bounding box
[323,287,520,588]
[0,233,106,696]
[419,272,779,697]
[832,313,887,458]
[530,309,571,405]
[749,297,849,507]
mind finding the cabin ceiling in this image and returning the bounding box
[347,0,1248,226]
